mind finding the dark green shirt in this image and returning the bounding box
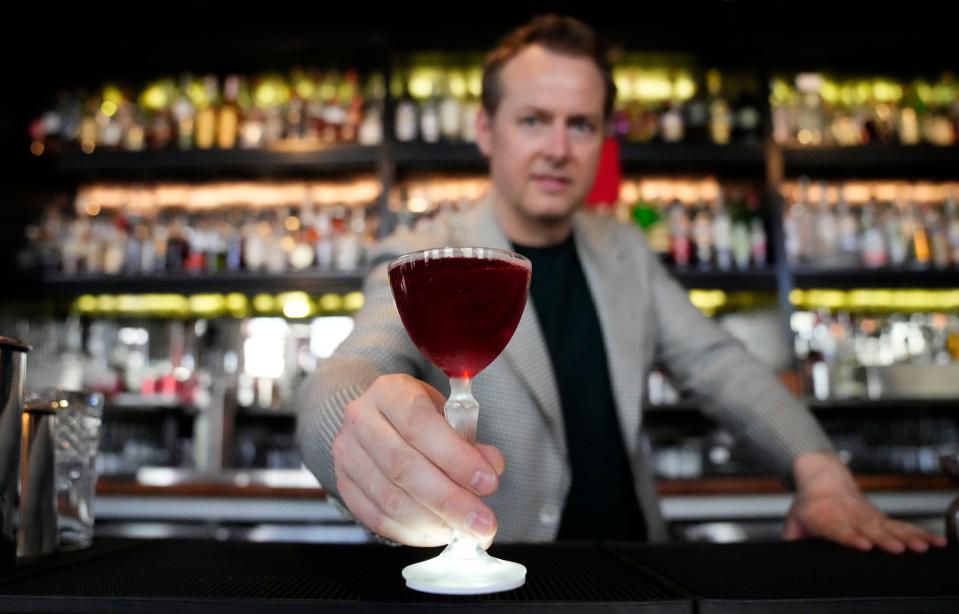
[513,236,647,541]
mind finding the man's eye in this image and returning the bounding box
[570,119,596,133]
[519,116,540,127]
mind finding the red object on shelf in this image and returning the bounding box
[585,136,621,209]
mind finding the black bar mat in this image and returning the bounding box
[610,540,959,614]
[0,539,690,614]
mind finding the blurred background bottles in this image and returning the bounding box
[18,180,382,277]
[612,63,763,145]
[391,58,483,144]
[770,73,959,147]
[782,179,959,269]
[615,177,769,269]
[28,69,386,156]
[791,305,959,401]
[4,308,360,475]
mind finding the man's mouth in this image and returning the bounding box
[531,174,572,191]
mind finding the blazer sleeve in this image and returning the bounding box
[296,247,431,504]
[642,243,834,479]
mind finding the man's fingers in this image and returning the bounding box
[337,473,448,547]
[336,431,449,544]
[419,380,449,412]
[350,407,498,543]
[822,523,872,551]
[475,444,506,477]
[857,520,906,554]
[373,379,500,497]
[886,520,947,552]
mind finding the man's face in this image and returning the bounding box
[477,45,606,227]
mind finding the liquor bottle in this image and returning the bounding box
[439,72,462,142]
[631,197,669,261]
[835,186,860,267]
[288,211,315,271]
[183,217,205,273]
[124,108,146,152]
[691,202,714,268]
[322,71,347,144]
[945,196,959,266]
[927,207,951,269]
[166,217,188,272]
[899,84,922,146]
[98,94,123,150]
[242,219,266,272]
[123,217,143,275]
[750,217,767,268]
[460,68,481,143]
[217,74,240,149]
[342,69,365,144]
[335,208,365,272]
[783,200,802,266]
[905,202,931,266]
[102,220,127,275]
[419,79,442,144]
[684,72,710,143]
[225,217,244,272]
[668,201,691,267]
[813,184,839,266]
[734,75,763,143]
[265,214,287,273]
[314,211,335,271]
[61,220,83,275]
[194,75,219,150]
[358,74,384,146]
[172,75,196,150]
[238,77,266,149]
[394,71,418,143]
[731,218,750,270]
[744,193,766,268]
[152,220,169,273]
[285,90,307,143]
[884,203,908,267]
[148,109,174,150]
[712,192,733,271]
[859,198,888,268]
[79,97,99,153]
[660,99,684,143]
[707,70,732,145]
[138,221,156,274]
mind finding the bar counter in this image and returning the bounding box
[1,538,956,613]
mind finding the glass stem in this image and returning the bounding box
[446,376,478,444]
[445,376,485,557]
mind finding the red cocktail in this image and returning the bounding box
[389,254,530,378]
[387,246,531,595]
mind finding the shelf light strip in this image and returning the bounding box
[791,288,959,312]
[71,291,364,318]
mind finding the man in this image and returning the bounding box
[298,15,945,552]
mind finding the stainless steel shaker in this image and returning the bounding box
[0,337,30,571]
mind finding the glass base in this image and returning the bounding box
[402,538,526,595]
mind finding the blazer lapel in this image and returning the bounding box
[460,197,566,454]
[572,213,644,460]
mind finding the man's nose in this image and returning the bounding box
[543,123,570,163]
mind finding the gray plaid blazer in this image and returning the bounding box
[297,196,833,543]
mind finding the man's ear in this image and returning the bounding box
[475,105,493,158]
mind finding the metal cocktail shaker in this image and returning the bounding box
[0,337,30,571]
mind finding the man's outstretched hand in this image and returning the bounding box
[784,452,947,553]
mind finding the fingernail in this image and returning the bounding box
[466,511,493,539]
[470,470,496,494]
